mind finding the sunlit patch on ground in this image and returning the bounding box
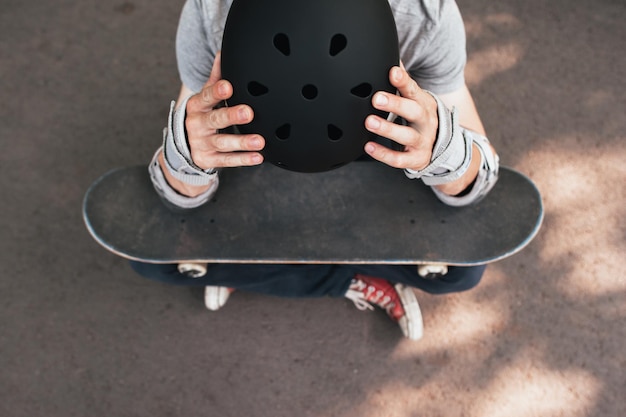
[517,144,626,297]
[465,42,525,88]
[470,358,601,417]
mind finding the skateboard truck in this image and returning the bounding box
[417,264,449,279]
[177,263,208,278]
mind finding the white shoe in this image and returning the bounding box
[204,286,232,311]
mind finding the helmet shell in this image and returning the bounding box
[221,0,399,173]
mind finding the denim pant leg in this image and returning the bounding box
[130,261,354,297]
[130,261,485,297]
[350,264,487,295]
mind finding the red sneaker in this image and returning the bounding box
[345,274,423,340]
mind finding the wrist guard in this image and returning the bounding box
[431,132,499,206]
[404,91,472,186]
[149,149,219,210]
[162,97,217,186]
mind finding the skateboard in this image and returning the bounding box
[83,162,543,278]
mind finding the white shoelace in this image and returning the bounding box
[345,280,395,312]
[345,289,375,311]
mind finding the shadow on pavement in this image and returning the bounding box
[0,0,624,416]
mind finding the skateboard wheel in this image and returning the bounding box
[177,263,208,278]
[417,264,448,279]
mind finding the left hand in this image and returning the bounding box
[364,65,439,171]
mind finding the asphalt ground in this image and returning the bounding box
[1,0,624,416]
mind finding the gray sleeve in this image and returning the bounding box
[177,0,465,95]
[175,0,217,93]
[402,0,467,94]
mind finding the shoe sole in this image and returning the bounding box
[204,286,230,311]
[394,284,424,340]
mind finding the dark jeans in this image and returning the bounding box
[130,262,486,297]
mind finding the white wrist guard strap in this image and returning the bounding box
[432,132,499,206]
[162,98,217,186]
[404,92,472,186]
[149,149,219,210]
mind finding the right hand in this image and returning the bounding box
[183,51,265,169]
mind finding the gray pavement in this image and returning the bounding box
[1,0,624,416]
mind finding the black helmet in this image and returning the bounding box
[221,0,399,173]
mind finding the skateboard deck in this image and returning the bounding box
[83,162,542,267]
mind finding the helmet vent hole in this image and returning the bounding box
[275,123,291,140]
[301,84,318,100]
[247,81,269,97]
[351,83,373,98]
[327,124,343,141]
[273,33,291,56]
[329,34,347,56]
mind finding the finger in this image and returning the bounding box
[194,149,264,169]
[364,112,434,168]
[186,104,253,136]
[389,65,421,101]
[201,51,229,105]
[214,152,265,168]
[371,90,434,129]
[190,133,264,168]
[185,80,231,113]
[204,133,265,154]
[365,114,423,148]
[187,53,231,112]
[385,66,438,127]
[363,141,408,168]
[185,79,232,113]
[364,141,430,171]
